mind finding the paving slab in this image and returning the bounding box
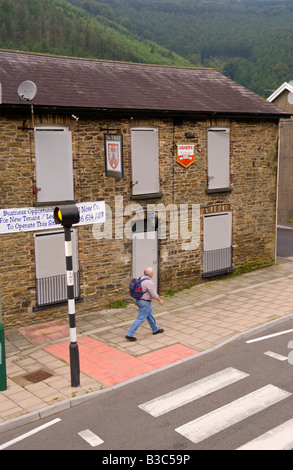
[1,259,293,430]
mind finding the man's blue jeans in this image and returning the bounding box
[127,300,159,337]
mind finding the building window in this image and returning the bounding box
[207,128,230,191]
[34,127,74,203]
[34,230,79,307]
[131,128,159,197]
[203,212,233,277]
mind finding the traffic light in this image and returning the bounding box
[54,204,80,227]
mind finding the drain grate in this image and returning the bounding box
[23,369,53,383]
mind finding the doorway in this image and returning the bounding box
[132,217,158,291]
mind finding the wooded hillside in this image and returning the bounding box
[1,0,293,96]
[0,0,190,67]
[67,0,293,96]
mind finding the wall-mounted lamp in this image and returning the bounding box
[185,132,196,139]
[184,132,202,152]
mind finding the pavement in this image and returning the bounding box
[1,257,293,433]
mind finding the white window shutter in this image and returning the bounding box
[207,129,230,189]
[35,128,74,203]
[35,230,79,279]
[204,212,232,251]
[34,230,79,306]
[131,128,159,195]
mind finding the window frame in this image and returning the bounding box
[130,127,161,198]
[34,126,74,204]
[207,128,231,193]
[203,211,234,277]
[34,229,80,307]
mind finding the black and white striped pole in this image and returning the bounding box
[54,205,80,387]
[0,286,7,391]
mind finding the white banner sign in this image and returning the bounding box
[0,201,105,234]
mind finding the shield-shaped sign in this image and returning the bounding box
[176,144,195,168]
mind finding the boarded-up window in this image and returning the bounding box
[35,127,74,203]
[207,128,230,190]
[34,230,79,306]
[131,128,159,196]
[203,212,232,275]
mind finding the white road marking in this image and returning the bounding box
[78,429,104,447]
[139,367,249,417]
[175,385,291,445]
[237,418,293,450]
[246,329,293,344]
[264,351,288,361]
[0,418,61,450]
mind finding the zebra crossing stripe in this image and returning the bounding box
[264,351,288,361]
[175,384,291,445]
[78,429,104,447]
[237,418,293,450]
[139,367,249,417]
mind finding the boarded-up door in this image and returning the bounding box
[132,229,158,291]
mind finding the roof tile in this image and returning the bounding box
[0,50,287,117]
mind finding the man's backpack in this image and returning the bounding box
[129,277,148,300]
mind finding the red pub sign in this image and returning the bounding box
[176,144,195,168]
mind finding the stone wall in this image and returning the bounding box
[0,112,279,327]
[269,91,293,224]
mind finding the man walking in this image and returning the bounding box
[125,267,164,342]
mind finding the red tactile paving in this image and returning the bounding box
[45,336,198,386]
[20,320,71,345]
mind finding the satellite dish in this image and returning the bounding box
[17,80,37,101]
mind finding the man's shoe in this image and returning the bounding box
[153,328,164,335]
[125,335,137,342]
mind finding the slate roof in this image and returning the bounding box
[0,49,288,118]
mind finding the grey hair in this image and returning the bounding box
[144,267,153,276]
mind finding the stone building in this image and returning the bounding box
[268,82,293,224]
[0,50,288,327]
